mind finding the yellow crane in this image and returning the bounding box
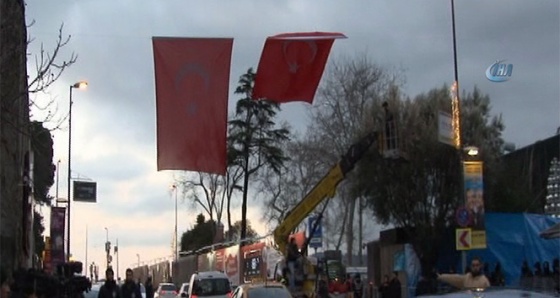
[273,102,403,298]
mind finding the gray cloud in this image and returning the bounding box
[25,0,559,262]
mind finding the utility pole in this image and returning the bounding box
[115,238,119,281]
[55,159,60,207]
[173,184,178,261]
[450,0,467,273]
[85,225,88,278]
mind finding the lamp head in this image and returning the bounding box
[72,81,88,89]
[464,146,479,156]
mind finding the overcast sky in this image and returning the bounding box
[26,0,559,277]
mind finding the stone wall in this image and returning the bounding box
[0,0,31,271]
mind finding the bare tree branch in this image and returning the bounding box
[27,23,78,94]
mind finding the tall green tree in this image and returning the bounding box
[180,213,216,252]
[224,220,259,242]
[228,68,290,241]
[30,121,55,257]
[355,85,504,275]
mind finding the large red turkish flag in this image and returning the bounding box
[252,32,346,104]
[153,37,233,175]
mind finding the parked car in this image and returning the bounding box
[231,282,292,298]
[418,288,558,298]
[187,271,232,297]
[177,282,189,298]
[155,282,178,298]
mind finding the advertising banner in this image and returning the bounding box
[241,242,265,283]
[43,236,52,273]
[224,245,240,285]
[463,161,487,249]
[50,207,66,266]
[198,253,210,272]
[215,248,225,272]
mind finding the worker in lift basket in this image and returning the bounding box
[286,237,300,291]
[437,256,490,290]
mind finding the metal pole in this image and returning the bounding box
[105,227,109,269]
[85,225,88,277]
[174,185,178,261]
[67,85,73,261]
[451,0,467,273]
[451,0,459,83]
[55,159,60,207]
[116,238,119,281]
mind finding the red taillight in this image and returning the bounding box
[227,292,233,298]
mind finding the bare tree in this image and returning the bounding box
[308,54,403,264]
[259,137,328,229]
[26,22,78,130]
[223,164,243,239]
[176,172,224,224]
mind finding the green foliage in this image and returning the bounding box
[30,121,55,258]
[225,220,258,241]
[354,84,504,274]
[180,213,216,252]
[30,121,55,205]
[33,211,45,257]
[228,68,290,240]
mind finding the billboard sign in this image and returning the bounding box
[308,216,322,248]
[463,161,487,249]
[73,181,97,202]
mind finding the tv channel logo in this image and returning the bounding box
[486,60,513,82]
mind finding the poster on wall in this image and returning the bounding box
[241,242,265,283]
[215,248,225,272]
[50,207,66,266]
[224,245,240,285]
[463,161,487,249]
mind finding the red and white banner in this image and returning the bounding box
[253,32,346,104]
[152,37,233,175]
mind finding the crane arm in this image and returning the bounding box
[273,130,380,256]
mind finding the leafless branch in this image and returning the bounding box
[27,23,78,94]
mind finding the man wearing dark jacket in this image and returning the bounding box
[98,268,121,298]
[121,268,142,298]
[145,276,154,298]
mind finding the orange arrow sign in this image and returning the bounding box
[456,228,472,250]
[459,231,470,248]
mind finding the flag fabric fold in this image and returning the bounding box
[252,32,346,104]
[153,37,233,175]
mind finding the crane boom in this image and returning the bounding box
[273,130,380,256]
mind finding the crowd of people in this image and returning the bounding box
[97,267,155,298]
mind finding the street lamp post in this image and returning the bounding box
[67,81,88,261]
[173,184,178,261]
[449,0,467,273]
[55,159,61,207]
[104,227,110,269]
[85,225,88,278]
[136,253,140,267]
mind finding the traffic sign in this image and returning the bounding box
[455,207,472,227]
[456,228,472,250]
[308,216,322,248]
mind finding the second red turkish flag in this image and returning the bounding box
[153,37,233,175]
[252,32,346,104]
